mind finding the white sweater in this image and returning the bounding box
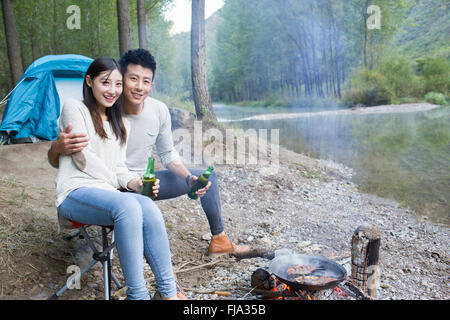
[55,98,139,207]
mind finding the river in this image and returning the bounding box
[214,103,450,226]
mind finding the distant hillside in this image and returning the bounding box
[172,8,222,54]
[395,0,450,59]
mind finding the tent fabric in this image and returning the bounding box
[0,54,93,143]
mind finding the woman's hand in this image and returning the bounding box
[127,177,143,193]
[127,178,160,198]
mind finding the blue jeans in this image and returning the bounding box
[57,187,177,300]
[155,169,224,235]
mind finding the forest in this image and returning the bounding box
[0,0,449,117]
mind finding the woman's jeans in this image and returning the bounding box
[57,187,177,300]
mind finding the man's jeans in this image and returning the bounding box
[155,169,224,235]
[57,187,177,300]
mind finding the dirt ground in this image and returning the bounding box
[0,124,448,300]
[0,141,226,300]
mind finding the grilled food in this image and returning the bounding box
[286,265,317,276]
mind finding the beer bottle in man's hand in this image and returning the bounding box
[188,166,214,200]
[142,157,157,200]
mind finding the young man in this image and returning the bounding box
[48,49,249,256]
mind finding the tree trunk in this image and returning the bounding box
[137,0,148,50]
[351,224,381,299]
[53,0,58,54]
[97,0,102,54]
[2,0,24,86]
[117,0,132,56]
[191,0,216,123]
[29,5,38,61]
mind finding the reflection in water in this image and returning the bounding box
[215,104,450,225]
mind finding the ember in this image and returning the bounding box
[251,268,315,300]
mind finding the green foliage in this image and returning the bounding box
[152,91,195,114]
[378,53,414,97]
[343,69,393,107]
[416,56,450,95]
[424,92,448,106]
[396,0,450,59]
[0,0,175,94]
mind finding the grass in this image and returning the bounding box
[152,92,196,114]
[0,175,78,298]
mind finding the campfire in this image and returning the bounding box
[251,268,316,300]
[250,267,359,300]
[234,225,381,300]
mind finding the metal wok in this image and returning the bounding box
[269,252,347,291]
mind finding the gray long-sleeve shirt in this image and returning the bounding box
[124,97,180,176]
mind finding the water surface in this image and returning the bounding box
[214,103,450,226]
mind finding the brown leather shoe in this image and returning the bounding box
[207,232,250,256]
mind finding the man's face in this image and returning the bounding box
[122,63,154,106]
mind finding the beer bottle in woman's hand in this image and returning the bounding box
[142,157,156,200]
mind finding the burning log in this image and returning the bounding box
[351,224,381,298]
[231,248,275,260]
[250,268,315,300]
[251,268,276,290]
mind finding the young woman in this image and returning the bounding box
[55,57,179,300]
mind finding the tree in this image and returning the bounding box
[137,0,148,50]
[1,0,23,86]
[191,0,216,122]
[117,0,131,56]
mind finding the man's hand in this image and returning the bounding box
[55,124,89,155]
[188,176,211,198]
[48,124,89,168]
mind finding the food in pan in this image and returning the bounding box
[286,265,317,276]
[294,275,338,285]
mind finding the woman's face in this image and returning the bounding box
[86,69,123,110]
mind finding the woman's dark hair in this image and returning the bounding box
[119,48,157,80]
[83,57,127,145]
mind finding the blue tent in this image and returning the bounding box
[0,54,93,144]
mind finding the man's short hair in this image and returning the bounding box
[119,49,157,79]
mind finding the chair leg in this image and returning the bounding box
[102,227,112,300]
[50,225,122,300]
[48,258,99,300]
[109,231,123,290]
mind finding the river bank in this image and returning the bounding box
[158,140,448,300]
[0,133,447,300]
[217,102,441,122]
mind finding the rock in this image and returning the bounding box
[202,232,212,241]
[297,240,312,248]
[169,107,196,130]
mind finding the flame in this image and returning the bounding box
[268,275,315,300]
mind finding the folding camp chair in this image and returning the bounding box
[49,218,123,300]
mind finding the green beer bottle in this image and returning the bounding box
[142,157,157,200]
[188,166,214,200]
